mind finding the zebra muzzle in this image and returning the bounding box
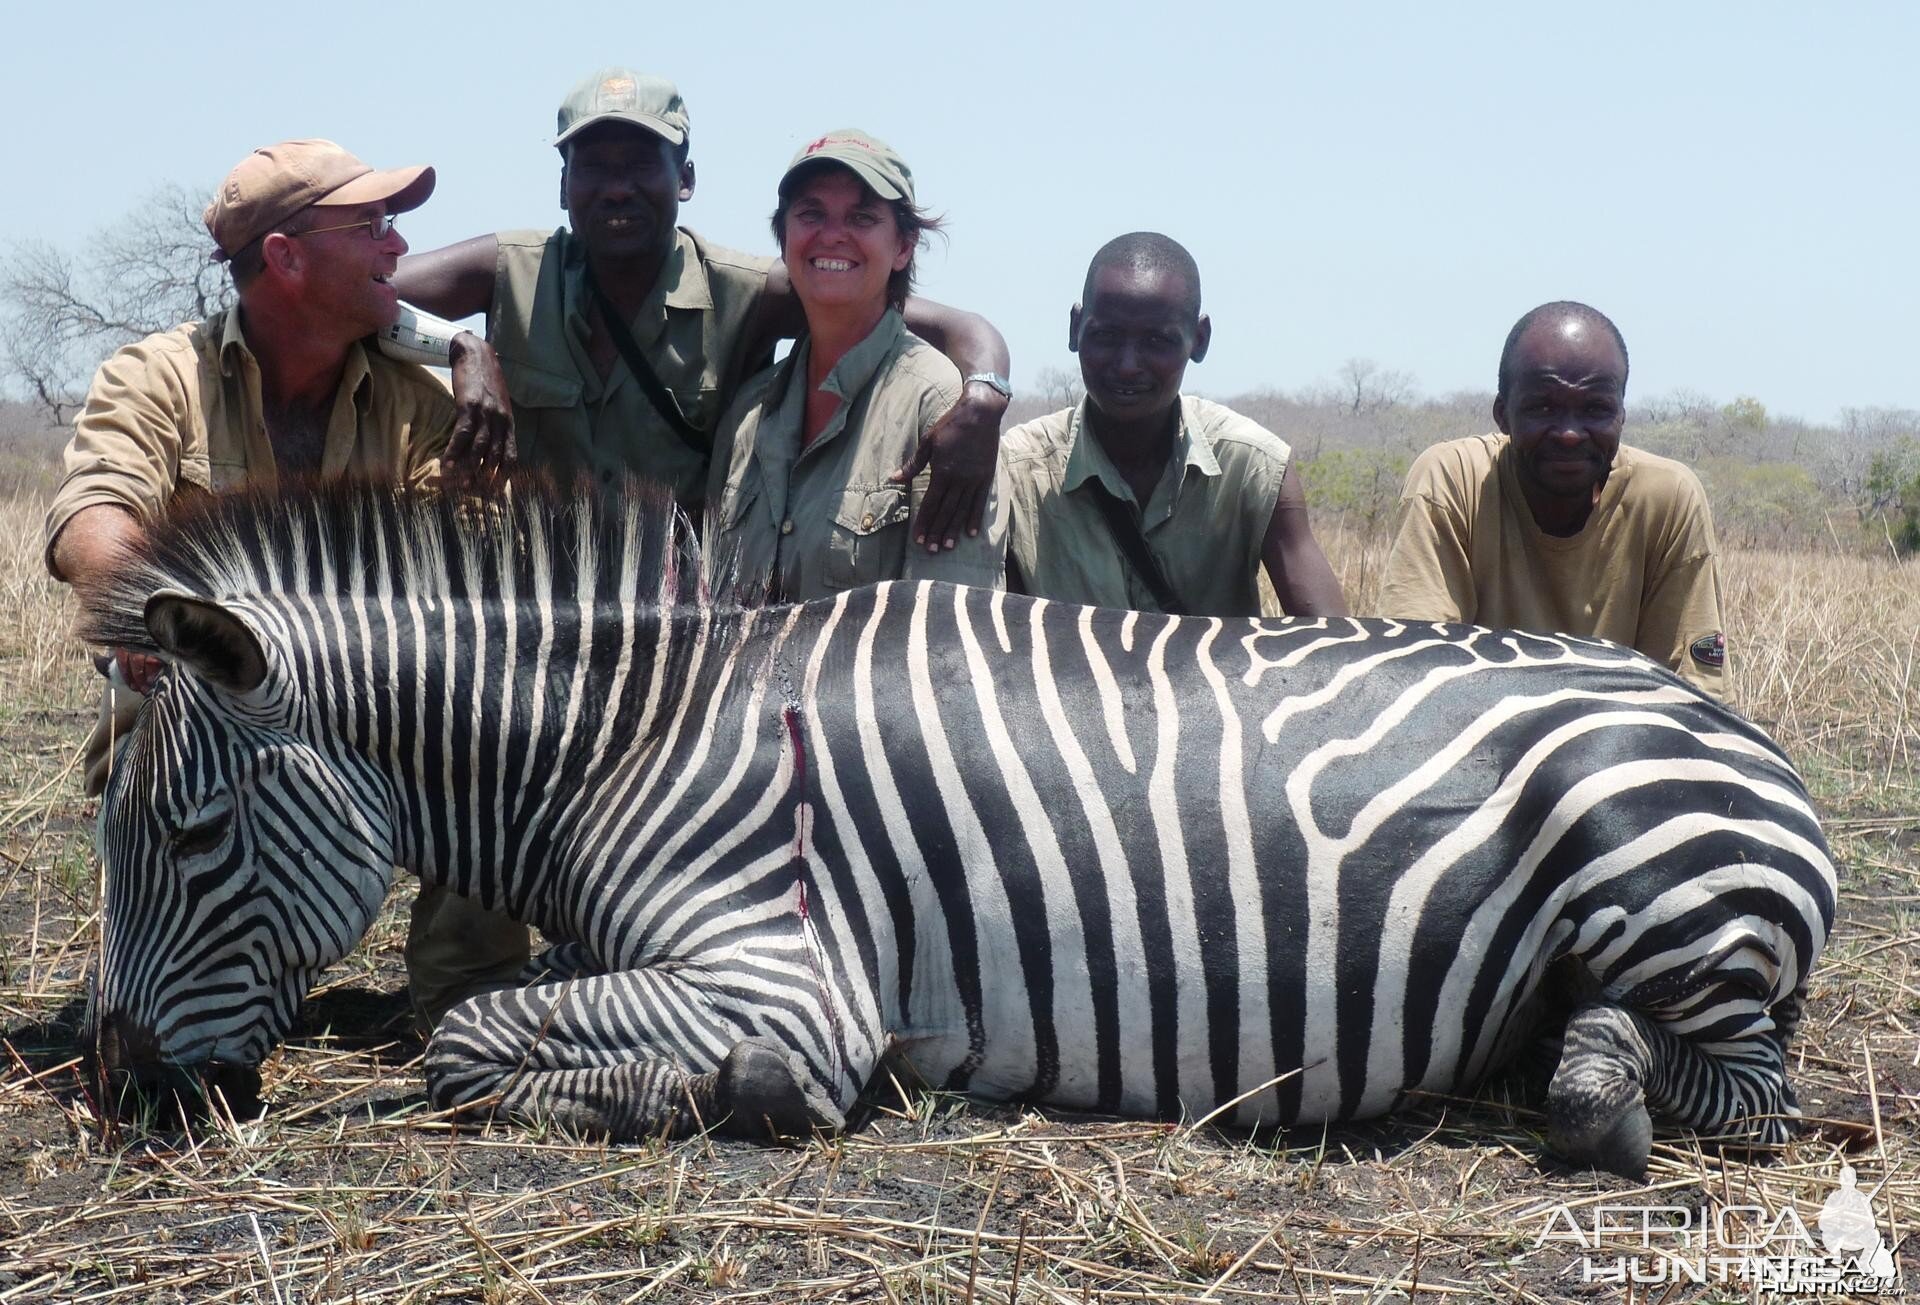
[89,1010,264,1124]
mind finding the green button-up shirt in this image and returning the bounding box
[490,226,773,505]
[705,309,1007,603]
[1002,396,1290,616]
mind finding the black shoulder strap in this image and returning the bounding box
[1091,487,1188,616]
[584,266,710,457]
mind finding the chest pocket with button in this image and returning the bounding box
[825,484,911,590]
[501,363,587,478]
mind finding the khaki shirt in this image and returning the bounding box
[45,306,452,574]
[1002,396,1289,616]
[491,226,773,505]
[706,309,1007,602]
[1376,433,1726,697]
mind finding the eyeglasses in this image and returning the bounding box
[290,213,398,242]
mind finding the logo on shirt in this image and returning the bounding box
[1690,632,1725,669]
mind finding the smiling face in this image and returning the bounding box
[285,201,409,337]
[777,165,911,320]
[1070,262,1210,430]
[562,122,693,267]
[1494,316,1628,515]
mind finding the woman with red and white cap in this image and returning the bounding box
[704,130,1007,603]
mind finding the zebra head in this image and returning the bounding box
[91,591,396,1116]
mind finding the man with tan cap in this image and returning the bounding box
[46,138,529,1028]
[393,68,1011,546]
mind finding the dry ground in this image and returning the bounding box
[0,487,1914,1303]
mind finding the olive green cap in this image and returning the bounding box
[555,68,688,149]
[781,129,914,205]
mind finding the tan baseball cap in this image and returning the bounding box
[204,139,434,261]
[555,68,689,149]
[781,129,915,205]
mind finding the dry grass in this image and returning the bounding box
[1,485,1914,1302]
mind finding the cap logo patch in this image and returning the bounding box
[1690,632,1725,669]
[806,134,877,156]
[601,76,635,106]
[226,181,243,202]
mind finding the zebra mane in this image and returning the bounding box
[78,473,714,655]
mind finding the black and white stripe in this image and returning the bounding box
[86,479,1836,1172]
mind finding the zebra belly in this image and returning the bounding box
[862,775,1569,1130]
[802,586,1830,1129]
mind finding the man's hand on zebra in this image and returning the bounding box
[444,332,516,474]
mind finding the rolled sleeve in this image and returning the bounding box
[44,338,199,573]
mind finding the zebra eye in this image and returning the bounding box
[169,811,232,861]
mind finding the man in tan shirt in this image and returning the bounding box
[45,139,527,1027]
[392,68,1012,546]
[1003,233,1347,617]
[1376,301,1726,698]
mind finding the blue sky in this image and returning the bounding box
[2,1,1911,423]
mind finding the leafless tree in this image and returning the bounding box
[1,182,228,423]
[1030,365,1084,410]
[1335,357,1415,416]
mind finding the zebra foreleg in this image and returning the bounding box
[423,977,847,1142]
[1549,1000,1799,1177]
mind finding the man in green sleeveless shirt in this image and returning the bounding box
[393,68,1010,550]
[1003,233,1348,618]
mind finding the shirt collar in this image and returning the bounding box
[1061,395,1220,505]
[216,305,252,377]
[339,338,374,414]
[761,308,908,472]
[815,308,905,406]
[563,226,710,325]
[217,305,372,411]
[657,229,712,310]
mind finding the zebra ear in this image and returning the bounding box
[144,592,268,695]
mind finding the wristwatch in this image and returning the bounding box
[962,371,1014,400]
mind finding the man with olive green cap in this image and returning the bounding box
[45,138,528,1030]
[704,129,1008,602]
[392,69,1013,546]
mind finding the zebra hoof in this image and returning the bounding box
[719,1038,844,1140]
[1549,1087,1653,1178]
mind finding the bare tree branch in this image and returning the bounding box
[0,183,230,423]
[1336,358,1415,416]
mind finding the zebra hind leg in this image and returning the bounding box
[1546,1003,1655,1177]
[424,978,847,1142]
[1549,999,1799,1178]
